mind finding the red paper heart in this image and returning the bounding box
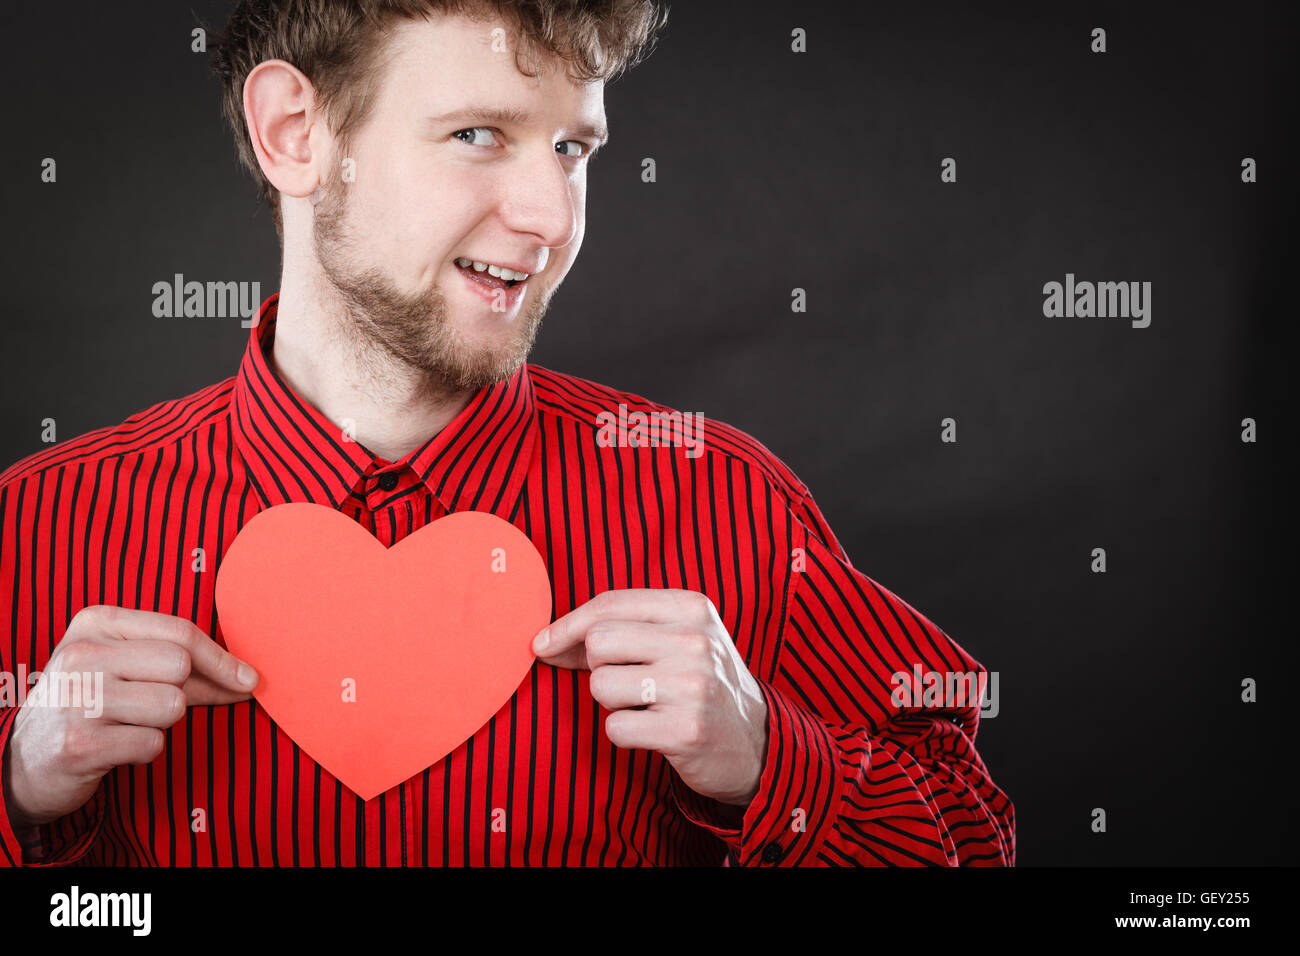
[214,503,551,801]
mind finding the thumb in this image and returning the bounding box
[533,642,590,671]
[532,623,590,671]
[183,673,256,708]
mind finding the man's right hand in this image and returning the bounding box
[1,605,258,830]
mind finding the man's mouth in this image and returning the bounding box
[454,257,530,289]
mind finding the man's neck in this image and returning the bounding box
[269,280,474,463]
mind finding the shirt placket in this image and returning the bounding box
[400,495,423,866]
[390,491,415,867]
[349,484,379,866]
[405,495,436,866]
[355,469,420,866]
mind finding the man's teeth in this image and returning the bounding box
[454,257,529,281]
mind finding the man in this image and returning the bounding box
[0,0,1014,865]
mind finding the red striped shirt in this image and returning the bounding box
[0,293,1014,865]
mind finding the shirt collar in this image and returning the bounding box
[232,293,537,517]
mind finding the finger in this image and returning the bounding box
[89,606,258,693]
[98,679,187,729]
[83,724,167,773]
[98,638,192,685]
[584,621,688,669]
[534,589,709,661]
[603,708,673,752]
[180,632,258,693]
[588,664,661,711]
[182,673,255,708]
[535,644,589,671]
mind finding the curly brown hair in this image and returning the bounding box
[209,0,668,239]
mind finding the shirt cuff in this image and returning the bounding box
[0,706,105,866]
[669,679,844,865]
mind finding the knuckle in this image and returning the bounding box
[134,729,166,764]
[60,722,96,762]
[604,711,624,744]
[166,646,192,684]
[679,717,704,748]
[65,607,93,636]
[676,671,717,702]
[165,614,197,648]
[690,591,714,617]
[162,686,187,723]
[592,589,621,615]
[77,604,112,628]
[214,651,239,684]
[56,639,95,672]
[680,630,711,660]
[682,673,712,701]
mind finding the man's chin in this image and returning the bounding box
[440,300,547,387]
[408,319,542,393]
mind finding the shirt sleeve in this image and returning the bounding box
[0,706,107,867]
[0,477,107,867]
[670,485,1016,866]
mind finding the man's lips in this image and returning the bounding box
[455,261,528,309]
[455,256,541,282]
[455,261,523,290]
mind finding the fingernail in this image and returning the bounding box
[237,662,258,688]
[532,627,549,653]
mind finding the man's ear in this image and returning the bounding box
[243,59,322,201]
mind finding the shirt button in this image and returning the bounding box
[376,472,399,491]
[761,842,785,864]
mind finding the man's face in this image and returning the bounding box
[311,13,606,392]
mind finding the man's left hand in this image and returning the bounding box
[533,589,768,807]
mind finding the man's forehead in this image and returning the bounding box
[381,15,607,126]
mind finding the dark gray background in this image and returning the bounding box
[1,1,1293,865]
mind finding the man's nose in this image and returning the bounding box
[498,148,579,250]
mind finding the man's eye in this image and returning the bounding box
[452,127,499,147]
[556,140,589,158]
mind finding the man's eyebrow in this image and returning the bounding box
[424,106,609,144]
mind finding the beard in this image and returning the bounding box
[311,175,548,396]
